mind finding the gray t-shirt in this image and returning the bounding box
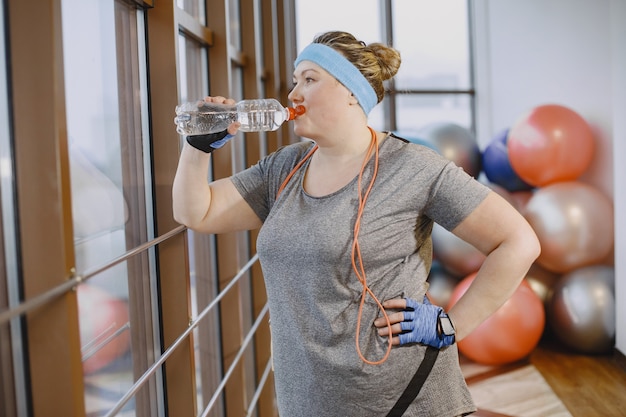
[231,133,490,416]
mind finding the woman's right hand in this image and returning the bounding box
[201,95,241,134]
[186,96,241,153]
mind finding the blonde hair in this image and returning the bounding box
[312,31,401,104]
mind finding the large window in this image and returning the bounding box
[391,0,472,133]
[295,0,473,136]
[0,0,292,415]
[62,0,161,415]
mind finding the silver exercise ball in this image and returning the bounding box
[525,263,560,308]
[417,122,482,178]
[426,261,460,307]
[547,265,615,354]
[432,223,485,277]
[524,181,614,274]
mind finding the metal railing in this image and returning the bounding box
[1,224,272,417]
[0,225,186,325]
[104,253,263,417]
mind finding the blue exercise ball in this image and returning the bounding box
[482,129,534,192]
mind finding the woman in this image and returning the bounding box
[173,31,540,416]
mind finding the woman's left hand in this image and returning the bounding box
[373,296,455,349]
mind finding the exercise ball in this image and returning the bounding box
[547,265,615,354]
[426,261,460,307]
[432,223,485,277]
[508,104,595,187]
[78,284,131,374]
[524,181,614,273]
[509,190,534,215]
[448,274,545,365]
[525,263,560,308]
[482,129,533,192]
[418,122,482,178]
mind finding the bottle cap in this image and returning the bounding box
[287,105,306,120]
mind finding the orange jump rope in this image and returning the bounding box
[276,127,393,365]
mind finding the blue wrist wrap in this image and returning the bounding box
[398,296,455,349]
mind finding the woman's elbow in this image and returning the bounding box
[172,206,202,230]
[172,210,187,227]
[520,222,542,264]
[173,211,192,229]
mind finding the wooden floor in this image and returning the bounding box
[462,338,626,417]
[85,337,626,416]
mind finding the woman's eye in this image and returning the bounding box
[289,77,314,91]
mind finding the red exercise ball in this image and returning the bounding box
[448,274,545,366]
[524,181,614,274]
[78,284,131,374]
[507,104,595,187]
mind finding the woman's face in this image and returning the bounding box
[288,61,356,138]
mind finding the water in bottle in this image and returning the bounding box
[174,98,305,135]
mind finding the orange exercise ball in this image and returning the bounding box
[448,274,545,366]
[78,284,131,374]
[507,104,595,187]
[524,181,614,274]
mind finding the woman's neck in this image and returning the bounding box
[302,127,379,197]
[314,125,375,161]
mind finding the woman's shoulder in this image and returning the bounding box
[381,132,447,165]
[265,140,315,164]
[249,140,316,179]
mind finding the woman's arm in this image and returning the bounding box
[172,142,262,234]
[446,191,541,340]
[375,191,540,346]
[172,96,262,234]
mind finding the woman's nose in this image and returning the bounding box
[288,85,300,103]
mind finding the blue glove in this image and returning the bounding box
[398,296,455,349]
[186,130,234,153]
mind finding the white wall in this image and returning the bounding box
[610,0,626,353]
[473,0,625,353]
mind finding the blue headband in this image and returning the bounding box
[294,43,378,115]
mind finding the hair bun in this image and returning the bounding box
[368,43,401,81]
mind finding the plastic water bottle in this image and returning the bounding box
[174,98,305,135]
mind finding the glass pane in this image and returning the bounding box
[0,1,26,414]
[228,0,241,50]
[178,34,209,104]
[177,0,206,26]
[394,94,472,135]
[295,0,381,50]
[392,0,471,91]
[62,0,159,415]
